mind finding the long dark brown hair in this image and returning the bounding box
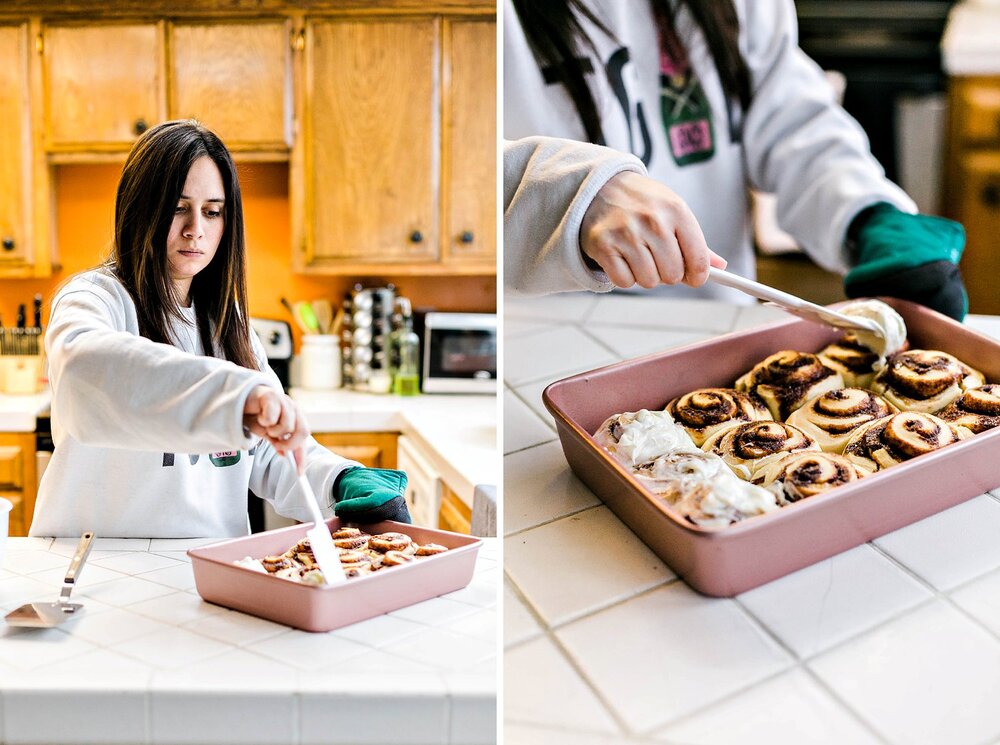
[109,120,257,370]
[512,0,751,145]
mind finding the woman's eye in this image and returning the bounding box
[205,210,222,218]
[174,205,187,214]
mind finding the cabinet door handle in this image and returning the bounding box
[1,237,14,252]
[459,230,474,244]
[982,184,1000,207]
[133,118,149,136]
[409,230,424,244]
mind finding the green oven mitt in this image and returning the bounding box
[333,467,412,524]
[844,202,968,321]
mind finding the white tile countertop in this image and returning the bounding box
[290,389,498,506]
[0,536,497,745]
[0,393,49,433]
[503,292,1000,745]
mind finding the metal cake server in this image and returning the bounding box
[6,531,94,628]
[707,267,884,338]
[286,452,347,585]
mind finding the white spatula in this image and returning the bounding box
[707,267,884,338]
[286,453,347,585]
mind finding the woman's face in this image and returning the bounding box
[167,155,225,302]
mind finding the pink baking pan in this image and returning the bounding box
[543,298,1000,597]
[189,519,482,632]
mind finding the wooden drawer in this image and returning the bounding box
[312,432,398,470]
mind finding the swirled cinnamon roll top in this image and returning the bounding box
[817,337,881,388]
[664,387,772,446]
[752,451,866,502]
[702,420,820,480]
[871,349,985,414]
[735,350,844,420]
[938,384,1000,434]
[842,412,971,472]
[785,388,899,453]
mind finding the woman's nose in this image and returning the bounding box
[183,214,205,239]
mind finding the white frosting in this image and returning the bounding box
[838,300,907,362]
[233,556,267,574]
[593,409,698,468]
[673,467,781,528]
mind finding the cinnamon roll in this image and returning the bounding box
[332,527,370,551]
[735,351,845,420]
[842,412,972,473]
[752,451,866,502]
[415,543,449,556]
[633,449,781,527]
[871,350,985,414]
[702,421,820,480]
[369,532,413,553]
[938,384,1000,434]
[382,550,416,567]
[664,388,772,447]
[785,388,899,453]
[817,338,882,389]
[592,409,698,468]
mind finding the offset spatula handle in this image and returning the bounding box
[65,531,95,585]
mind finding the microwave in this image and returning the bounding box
[422,312,497,394]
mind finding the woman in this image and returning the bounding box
[32,120,409,538]
[503,0,967,319]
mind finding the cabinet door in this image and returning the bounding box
[0,433,35,537]
[170,20,291,151]
[302,18,439,270]
[443,19,496,268]
[955,152,1000,315]
[0,24,30,268]
[311,432,398,470]
[44,23,164,150]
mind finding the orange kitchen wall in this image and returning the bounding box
[0,163,496,350]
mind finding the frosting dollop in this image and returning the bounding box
[837,299,907,362]
[592,409,698,467]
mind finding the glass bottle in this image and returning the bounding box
[392,298,421,396]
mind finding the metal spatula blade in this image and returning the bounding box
[286,453,347,585]
[707,267,884,338]
[6,531,94,628]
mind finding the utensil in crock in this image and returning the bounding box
[707,267,884,338]
[286,453,346,585]
[5,531,94,628]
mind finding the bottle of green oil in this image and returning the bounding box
[391,298,421,396]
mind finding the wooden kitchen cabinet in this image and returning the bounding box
[312,432,398,470]
[944,76,1000,314]
[298,17,440,271]
[443,18,496,268]
[0,433,37,537]
[0,21,49,278]
[294,13,496,275]
[43,22,165,151]
[169,20,292,152]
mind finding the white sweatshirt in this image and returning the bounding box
[503,0,916,299]
[31,269,359,538]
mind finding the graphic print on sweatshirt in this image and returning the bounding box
[161,445,254,468]
[656,8,715,166]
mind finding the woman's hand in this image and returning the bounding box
[580,171,728,289]
[243,385,310,467]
